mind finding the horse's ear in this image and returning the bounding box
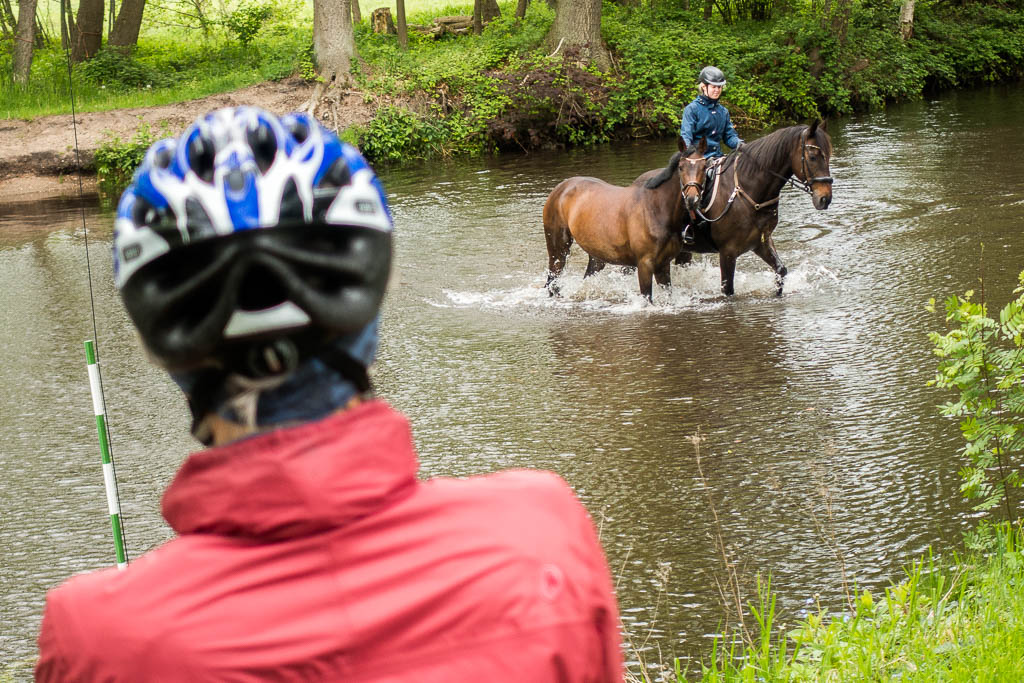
[677,136,688,153]
[808,119,821,136]
[819,118,828,132]
[697,137,707,155]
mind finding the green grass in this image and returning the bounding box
[691,522,1024,682]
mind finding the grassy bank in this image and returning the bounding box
[3,0,1024,169]
[677,521,1024,682]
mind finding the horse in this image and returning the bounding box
[639,120,834,296]
[542,137,710,301]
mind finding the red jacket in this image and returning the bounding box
[36,400,623,682]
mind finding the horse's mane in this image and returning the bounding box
[735,124,832,174]
[644,151,683,190]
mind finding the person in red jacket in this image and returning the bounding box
[36,107,624,682]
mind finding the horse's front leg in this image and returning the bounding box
[753,236,787,297]
[719,252,737,296]
[637,260,656,303]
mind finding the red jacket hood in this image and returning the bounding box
[162,400,419,540]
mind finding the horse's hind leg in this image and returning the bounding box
[654,262,671,293]
[719,252,737,296]
[584,256,607,278]
[753,237,787,296]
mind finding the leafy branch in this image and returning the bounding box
[928,269,1024,522]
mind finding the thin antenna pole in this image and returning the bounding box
[85,340,128,569]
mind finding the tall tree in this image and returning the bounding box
[899,0,915,40]
[108,0,147,49]
[515,0,528,20]
[350,0,361,24]
[70,0,104,61]
[396,0,407,48]
[545,0,610,70]
[13,0,38,82]
[313,0,355,83]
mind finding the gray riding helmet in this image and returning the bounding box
[699,66,727,87]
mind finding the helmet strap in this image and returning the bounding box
[317,344,372,394]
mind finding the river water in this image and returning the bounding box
[2,85,1023,677]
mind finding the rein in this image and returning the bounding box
[697,133,833,221]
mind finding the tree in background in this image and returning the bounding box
[312,0,355,82]
[71,0,104,61]
[545,0,611,70]
[899,0,915,40]
[13,0,38,82]
[108,0,148,50]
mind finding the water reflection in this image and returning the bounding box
[3,85,1023,674]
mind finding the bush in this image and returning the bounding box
[94,123,170,192]
[79,49,172,92]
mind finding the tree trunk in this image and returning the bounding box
[472,0,481,34]
[60,0,69,48]
[71,0,103,61]
[351,0,361,24]
[396,0,407,47]
[544,0,611,71]
[13,0,38,83]
[899,0,914,41]
[108,0,146,49]
[515,0,528,19]
[703,0,712,19]
[482,0,499,21]
[313,0,355,84]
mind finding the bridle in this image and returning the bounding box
[693,130,833,222]
[678,155,708,221]
[790,135,834,195]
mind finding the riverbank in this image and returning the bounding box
[2,0,1022,197]
[0,77,337,200]
[693,522,1024,681]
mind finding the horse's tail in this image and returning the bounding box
[644,152,682,190]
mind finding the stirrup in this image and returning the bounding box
[682,225,695,245]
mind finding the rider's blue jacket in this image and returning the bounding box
[679,94,742,158]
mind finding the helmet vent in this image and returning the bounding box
[279,178,304,223]
[237,263,289,312]
[188,134,216,183]
[248,123,278,174]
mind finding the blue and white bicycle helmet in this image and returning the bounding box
[114,106,392,380]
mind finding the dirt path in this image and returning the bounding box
[0,78,375,201]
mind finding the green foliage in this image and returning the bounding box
[224,2,275,47]
[928,270,1024,521]
[94,122,171,191]
[79,49,173,92]
[695,523,1024,681]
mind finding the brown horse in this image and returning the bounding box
[543,138,709,301]
[640,120,834,296]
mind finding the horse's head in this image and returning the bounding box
[793,120,833,210]
[677,137,708,213]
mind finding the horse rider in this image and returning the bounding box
[678,65,745,244]
[35,106,624,682]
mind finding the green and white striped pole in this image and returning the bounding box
[84,340,128,570]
